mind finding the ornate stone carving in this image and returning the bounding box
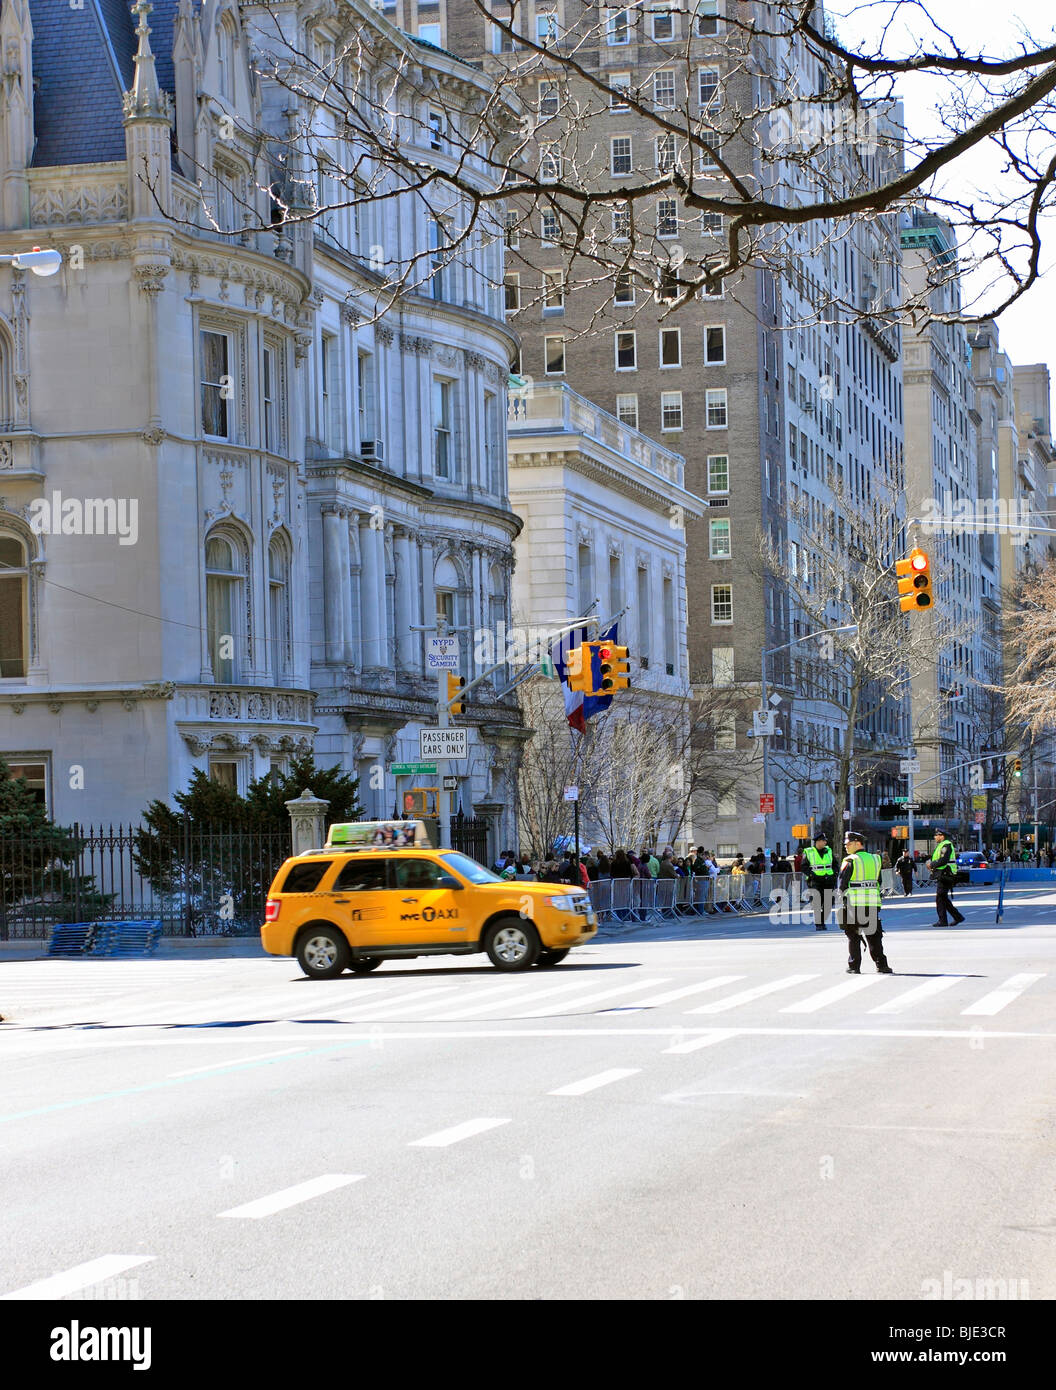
[141,682,176,699]
[275,694,293,719]
[433,344,460,366]
[464,350,487,372]
[294,333,313,365]
[29,180,129,227]
[209,691,240,719]
[0,441,12,470]
[246,693,273,720]
[134,262,169,295]
[183,734,208,756]
[141,427,166,446]
[85,700,99,713]
[399,332,431,355]
[376,324,395,346]
[340,303,360,327]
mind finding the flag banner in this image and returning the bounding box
[551,624,617,731]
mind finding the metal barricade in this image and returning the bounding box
[691,875,716,914]
[714,874,733,912]
[609,876,633,922]
[674,874,694,915]
[588,879,612,924]
[654,878,678,919]
[634,877,657,920]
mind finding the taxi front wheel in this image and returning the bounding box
[537,948,570,967]
[484,917,541,971]
[296,925,350,980]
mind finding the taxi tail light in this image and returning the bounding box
[265,899,280,921]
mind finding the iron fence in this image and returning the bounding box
[450,816,490,867]
[0,821,292,940]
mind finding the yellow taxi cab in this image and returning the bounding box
[261,821,597,979]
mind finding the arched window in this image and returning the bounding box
[434,554,462,631]
[0,329,11,429]
[267,534,290,685]
[0,532,27,677]
[205,533,244,683]
[217,16,236,100]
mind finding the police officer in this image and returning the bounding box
[929,829,965,927]
[803,832,835,930]
[838,830,894,974]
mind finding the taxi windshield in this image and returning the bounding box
[439,851,501,884]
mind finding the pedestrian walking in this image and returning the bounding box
[838,831,894,974]
[895,848,914,895]
[803,832,836,930]
[929,829,965,926]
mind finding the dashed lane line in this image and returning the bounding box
[1,1255,155,1301]
[548,1067,641,1096]
[408,1117,512,1147]
[218,1174,365,1219]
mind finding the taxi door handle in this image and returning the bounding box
[401,897,417,903]
[332,898,350,904]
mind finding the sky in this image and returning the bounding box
[829,0,1056,374]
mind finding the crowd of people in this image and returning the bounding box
[492,846,793,887]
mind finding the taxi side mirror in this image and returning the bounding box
[438,875,463,890]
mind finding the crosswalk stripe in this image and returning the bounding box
[513,977,671,1018]
[687,974,819,1014]
[549,1067,641,1096]
[423,979,533,1020]
[663,1029,738,1054]
[960,973,1046,1017]
[218,1174,365,1219]
[1,1254,155,1301]
[428,975,622,1021]
[868,975,967,1015]
[409,1117,511,1148]
[326,985,463,1020]
[624,977,745,1008]
[780,977,882,1014]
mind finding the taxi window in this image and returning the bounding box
[280,860,333,893]
[393,858,458,891]
[333,858,390,892]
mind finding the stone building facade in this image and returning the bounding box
[0,0,523,851]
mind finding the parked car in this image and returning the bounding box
[956,852,996,885]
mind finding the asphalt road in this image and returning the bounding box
[1,885,1053,1302]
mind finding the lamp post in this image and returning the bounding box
[0,248,62,276]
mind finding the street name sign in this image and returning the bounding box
[420,728,468,760]
[426,636,460,671]
[391,762,438,776]
[899,759,921,774]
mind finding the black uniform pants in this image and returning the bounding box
[935,879,964,925]
[899,872,913,896]
[841,911,889,970]
[809,884,834,928]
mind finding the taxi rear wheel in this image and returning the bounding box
[296,925,350,980]
[484,917,541,971]
[537,948,570,967]
[348,957,383,974]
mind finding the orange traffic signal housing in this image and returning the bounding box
[896,547,932,612]
[598,643,631,692]
[567,641,595,694]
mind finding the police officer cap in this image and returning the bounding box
[844,829,864,844]
[813,832,827,842]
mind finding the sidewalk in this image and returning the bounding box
[0,936,268,962]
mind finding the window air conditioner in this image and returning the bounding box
[362,438,385,462]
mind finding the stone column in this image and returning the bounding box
[341,511,355,664]
[394,527,415,671]
[285,788,330,856]
[420,538,435,665]
[322,507,345,664]
[359,514,384,668]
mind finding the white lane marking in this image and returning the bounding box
[1,1254,155,1301]
[427,975,630,1021]
[168,1048,305,1077]
[780,976,883,1014]
[318,985,462,1020]
[275,985,396,1019]
[688,974,819,1014]
[663,1029,739,1054]
[868,975,967,1014]
[218,1174,365,1219]
[421,979,531,1020]
[409,1117,511,1147]
[961,973,1047,1016]
[624,977,745,1008]
[331,985,463,1020]
[513,977,672,1018]
[548,1067,641,1096]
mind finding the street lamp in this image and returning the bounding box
[0,247,62,276]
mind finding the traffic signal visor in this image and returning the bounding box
[598,643,631,692]
[896,547,932,612]
[446,672,466,714]
[566,642,595,695]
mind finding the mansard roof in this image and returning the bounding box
[27,0,179,167]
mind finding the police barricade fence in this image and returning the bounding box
[586,871,808,927]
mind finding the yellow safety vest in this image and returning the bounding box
[844,851,881,909]
[804,846,834,879]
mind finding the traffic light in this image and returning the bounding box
[896,547,932,612]
[1012,757,1022,778]
[566,642,595,695]
[598,642,631,692]
[446,672,466,715]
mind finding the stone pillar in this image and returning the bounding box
[420,538,435,666]
[322,507,345,664]
[341,511,355,664]
[359,514,384,668]
[285,788,330,856]
[394,527,415,671]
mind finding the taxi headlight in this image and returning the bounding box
[545,894,577,910]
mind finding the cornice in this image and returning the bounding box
[0,682,177,713]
